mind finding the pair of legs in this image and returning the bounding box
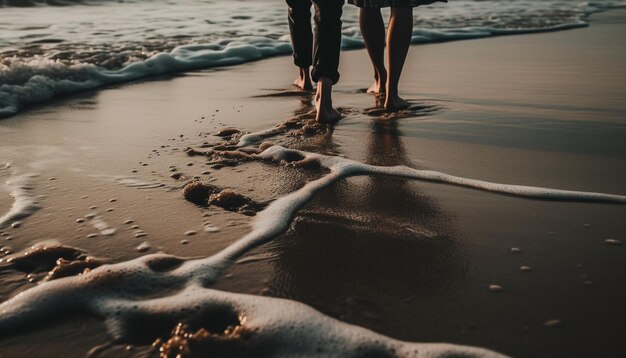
[286,0,343,123]
[360,6,413,111]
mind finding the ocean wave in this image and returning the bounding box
[0,0,130,6]
[1,0,625,118]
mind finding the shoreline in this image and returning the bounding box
[1,1,618,120]
[0,9,625,358]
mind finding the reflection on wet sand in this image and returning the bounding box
[263,103,467,336]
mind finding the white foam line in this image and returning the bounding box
[1,145,623,355]
[0,173,40,229]
[0,144,507,356]
[0,253,505,357]
[204,145,626,266]
[236,127,285,147]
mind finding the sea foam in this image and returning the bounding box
[1,141,625,355]
[0,167,40,230]
[2,0,626,118]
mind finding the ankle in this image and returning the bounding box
[316,78,334,107]
[377,71,387,84]
[299,67,310,80]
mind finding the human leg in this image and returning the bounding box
[359,7,387,94]
[286,0,314,90]
[385,6,413,110]
[311,0,344,122]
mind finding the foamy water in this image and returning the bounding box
[1,135,625,355]
[0,165,40,230]
[1,0,626,118]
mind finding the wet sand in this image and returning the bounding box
[0,9,625,358]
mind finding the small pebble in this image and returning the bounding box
[544,319,561,328]
[87,234,98,239]
[81,195,88,199]
[605,239,621,246]
[89,206,97,210]
[489,284,504,292]
[186,162,194,166]
[6,236,13,241]
[201,171,210,175]
[184,230,197,236]
[49,177,57,181]
[135,232,147,238]
[520,266,532,272]
[76,219,85,223]
[11,221,23,229]
[204,225,220,233]
[180,240,189,245]
[124,220,134,225]
[511,247,521,254]
[109,198,117,202]
[106,208,114,212]
[102,229,116,236]
[137,242,151,253]
[85,213,96,219]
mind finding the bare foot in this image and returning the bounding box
[384,93,410,112]
[293,67,313,91]
[315,78,341,123]
[367,72,387,94]
[367,81,386,94]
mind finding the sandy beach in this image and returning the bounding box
[0,8,625,358]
